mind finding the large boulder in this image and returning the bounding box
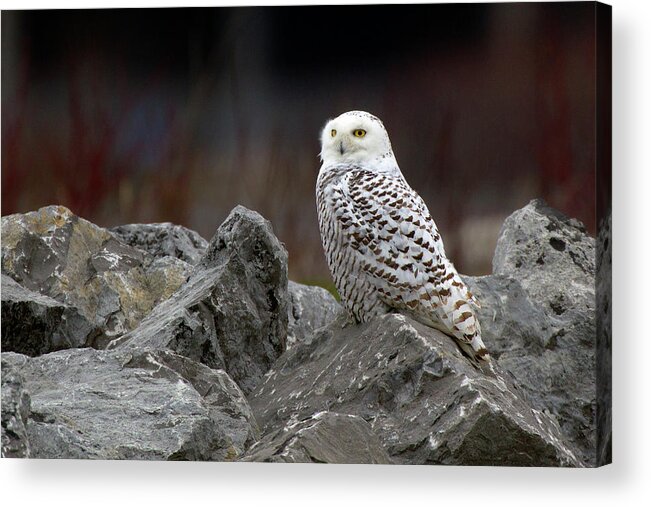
[1,356,31,458]
[1,274,96,356]
[1,348,258,460]
[110,222,208,265]
[287,281,341,349]
[241,411,391,464]
[1,206,191,350]
[249,313,581,467]
[463,199,597,465]
[109,206,289,395]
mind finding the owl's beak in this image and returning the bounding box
[339,141,345,155]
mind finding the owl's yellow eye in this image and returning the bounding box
[330,129,337,137]
[353,129,366,138]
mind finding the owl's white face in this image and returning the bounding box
[320,111,395,167]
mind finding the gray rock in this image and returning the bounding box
[110,222,208,265]
[1,206,192,350]
[1,274,97,356]
[250,313,581,467]
[492,199,595,315]
[109,206,288,395]
[1,354,31,458]
[287,281,342,349]
[463,199,597,465]
[241,411,392,464]
[1,348,258,460]
[461,275,551,353]
[596,211,611,466]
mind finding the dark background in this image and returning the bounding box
[2,3,598,282]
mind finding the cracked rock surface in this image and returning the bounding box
[241,411,391,464]
[1,348,258,460]
[110,222,208,265]
[1,274,96,356]
[1,206,191,350]
[1,356,31,458]
[463,199,597,465]
[109,206,289,395]
[249,313,581,467]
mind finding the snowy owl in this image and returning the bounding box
[316,110,489,362]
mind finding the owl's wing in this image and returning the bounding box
[339,169,488,359]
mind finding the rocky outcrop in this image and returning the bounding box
[0,200,604,466]
[109,206,289,395]
[287,281,341,349]
[1,356,31,458]
[1,349,258,460]
[1,206,191,350]
[241,411,391,464]
[249,313,581,467]
[463,199,597,465]
[110,222,208,265]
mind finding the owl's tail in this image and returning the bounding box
[408,309,491,364]
[457,335,491,364]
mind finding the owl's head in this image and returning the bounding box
[320,111,396,167]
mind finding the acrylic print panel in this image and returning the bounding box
[1,2,611,467]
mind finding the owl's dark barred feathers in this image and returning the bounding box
[316,111,489,361]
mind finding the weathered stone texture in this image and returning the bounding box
[1,348,258,460]
[596,211,612,466]
[287,281,341,349]
[110,222,208,265]
[250,313,581,467]
[1,355,32,458]
[0,200,602,466]
[1,206,191,350]
[1,274,97,356]
[464,199,597,465]
[109,206,288,395]
[241,411,391,464]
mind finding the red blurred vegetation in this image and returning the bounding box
[2,5,600,281]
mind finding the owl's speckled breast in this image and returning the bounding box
[315,111,489,361]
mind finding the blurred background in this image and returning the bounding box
[2,3,597,284]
